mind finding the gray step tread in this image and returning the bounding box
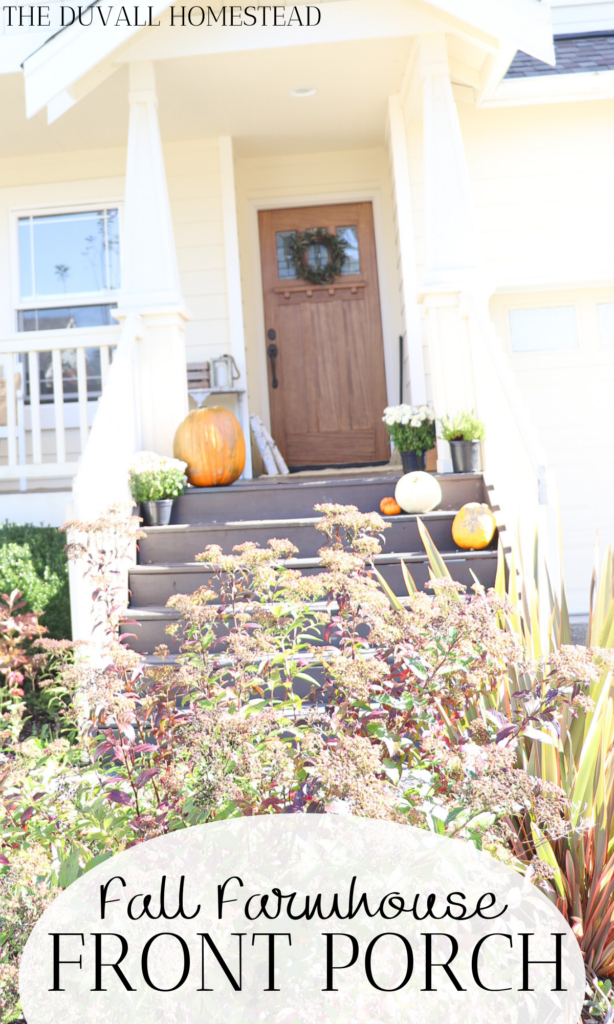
[130,548,497,575]
[177,471,482,494]
[139,509,461,535]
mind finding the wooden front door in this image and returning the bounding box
[258,202,389,468]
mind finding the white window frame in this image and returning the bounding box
[9,199,124,327]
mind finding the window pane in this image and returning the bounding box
[276,231,297,280]
[17,304,117,332]
[598,303,614,346]
[85,347,102,396]
[38,351,53,400]
[509,307,578,353]
[61,349,78,397]
[18,218,33,298]
[20,210,120,298]
[106,210,120,291]
[337,225,360,275]
[26,345,105,403]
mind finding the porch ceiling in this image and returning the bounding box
[0,37,415,159]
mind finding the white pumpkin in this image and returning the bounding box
[394,471,442,515]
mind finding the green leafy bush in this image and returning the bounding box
[0,523,70,640]
[129,450,187,502]
[440,409,486,442]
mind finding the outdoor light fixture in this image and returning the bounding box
[290,87,317,97]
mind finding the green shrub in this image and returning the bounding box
[0,523,70,640]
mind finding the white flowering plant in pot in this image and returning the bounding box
[129,452,187,503]
[382,405,436,457]
[129,452,188,526]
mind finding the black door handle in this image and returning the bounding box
[268,343,279,388]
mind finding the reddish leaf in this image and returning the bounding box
[107,790,132,806]
[133,744,158,754]
[134,768,160,790]
[93,742,113,761]
[20,806,34,826]
[0,853,9,866]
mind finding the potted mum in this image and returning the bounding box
[382,404,436,472]
[440,411,485,474]
[129,451,187,526]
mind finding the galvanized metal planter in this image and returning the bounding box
[141,499,174,527]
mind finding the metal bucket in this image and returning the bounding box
[400,450,426,473]
[450,440,480,474]
[141,499,174,526]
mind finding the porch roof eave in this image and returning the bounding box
[21,0,554,124]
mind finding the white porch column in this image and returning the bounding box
[417,34,481,469]
[117,60,188,457]
[387,95,427,406]
[219,136,252,478]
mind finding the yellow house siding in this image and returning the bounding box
[458,100,614,289]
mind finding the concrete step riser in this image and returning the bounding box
[137,515,467,564]
[128,552,498,612]
[168,474,487,525]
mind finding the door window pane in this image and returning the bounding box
[509,307,578,352]
[276,231,298,280]
[276,225,361,279]
[305,229,328,273]
[337,225,360,275]
[18,209,120,299]
[598,303,614,346]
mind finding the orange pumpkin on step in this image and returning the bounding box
[380,496,402,516]
[173,406,246,487]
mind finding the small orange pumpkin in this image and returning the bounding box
[380,496,402,516]
[173,406,246,487]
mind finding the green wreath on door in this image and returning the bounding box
[288,229,348,286]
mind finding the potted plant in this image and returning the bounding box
[439,411,485,474]
[382,404,436,473]
[129,451,187,526]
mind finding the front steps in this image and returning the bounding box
[121,471,500,656]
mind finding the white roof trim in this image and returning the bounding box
[22,0,553,120]
[426,0,554,64]
[485,67,614,106]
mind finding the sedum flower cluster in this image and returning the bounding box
[382,404,436,456]
[128,450,187,503]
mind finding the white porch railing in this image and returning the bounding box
[68,315,144,642]
[0,325,120,484]
[463,290,559,607]
[72,315,143,518]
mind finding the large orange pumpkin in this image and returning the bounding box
[173,406,246,487]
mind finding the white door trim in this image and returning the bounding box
[247,189,396,436]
